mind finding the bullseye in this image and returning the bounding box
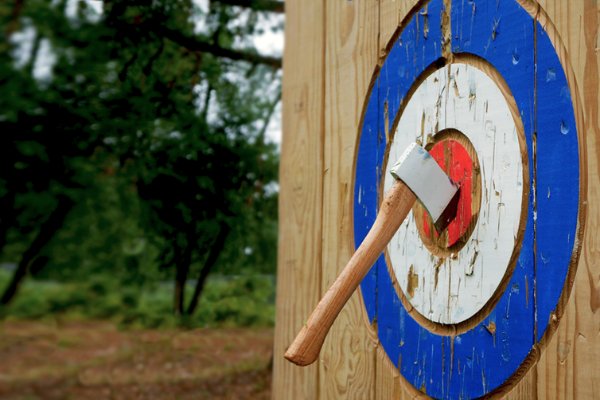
[417,135,480,250]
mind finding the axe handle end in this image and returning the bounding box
[284,179,417,367]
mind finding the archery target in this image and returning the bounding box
[353,0,582,398]
[383,63,527,326]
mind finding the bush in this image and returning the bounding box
[0,270,276,329]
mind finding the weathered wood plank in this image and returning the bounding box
[271,0,325,398]
[533,1,600,399]
[318,0,379,398]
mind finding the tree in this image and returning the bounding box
[0,0,281,312]
[99,0,281,314]
[0,0,108,302]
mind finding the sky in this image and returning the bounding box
[190,0,284,146]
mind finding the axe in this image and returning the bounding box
[284,142,461,366]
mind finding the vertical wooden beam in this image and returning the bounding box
[318,0,379,399]
[533,1,600,399]
[272,0,325,398]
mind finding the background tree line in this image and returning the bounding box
[0,0,282,325]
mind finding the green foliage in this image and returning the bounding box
[0,269,275,328]
[39,164,166,285]
[0,0,281,312]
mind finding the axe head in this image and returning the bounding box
[390,142,461,234]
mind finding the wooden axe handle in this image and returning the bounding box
[284,179,417,366]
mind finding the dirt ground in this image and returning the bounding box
[0,321,274,400]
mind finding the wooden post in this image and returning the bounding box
[273,0,600,399]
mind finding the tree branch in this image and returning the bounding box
[214,0,284,13]
[154,24,282,69]
[257,86,281,145]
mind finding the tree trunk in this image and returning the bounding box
[187,222,231,315]
[173,246,186,316]
[173,237,194,315]
[0,192,17,254]
[1,195,74,305]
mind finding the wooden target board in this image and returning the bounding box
[274,0,598,399]
[355,0,580,397]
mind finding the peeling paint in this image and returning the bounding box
[407,264,419,299]
[421,6,429,39]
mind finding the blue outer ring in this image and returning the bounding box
[354,0,579,398]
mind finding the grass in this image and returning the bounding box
[0,269,276,329]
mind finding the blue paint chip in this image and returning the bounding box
[560,85,571,102]
[465,357,473,369]
[512,52,520,65]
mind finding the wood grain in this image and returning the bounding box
[318,0,379,398]
[529,1,599,399]
[271,0,325,397]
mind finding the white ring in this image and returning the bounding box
[383,63,524,325]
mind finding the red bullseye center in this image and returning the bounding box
[422,140,474,247]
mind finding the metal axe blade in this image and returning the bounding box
[390,142,461,233]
